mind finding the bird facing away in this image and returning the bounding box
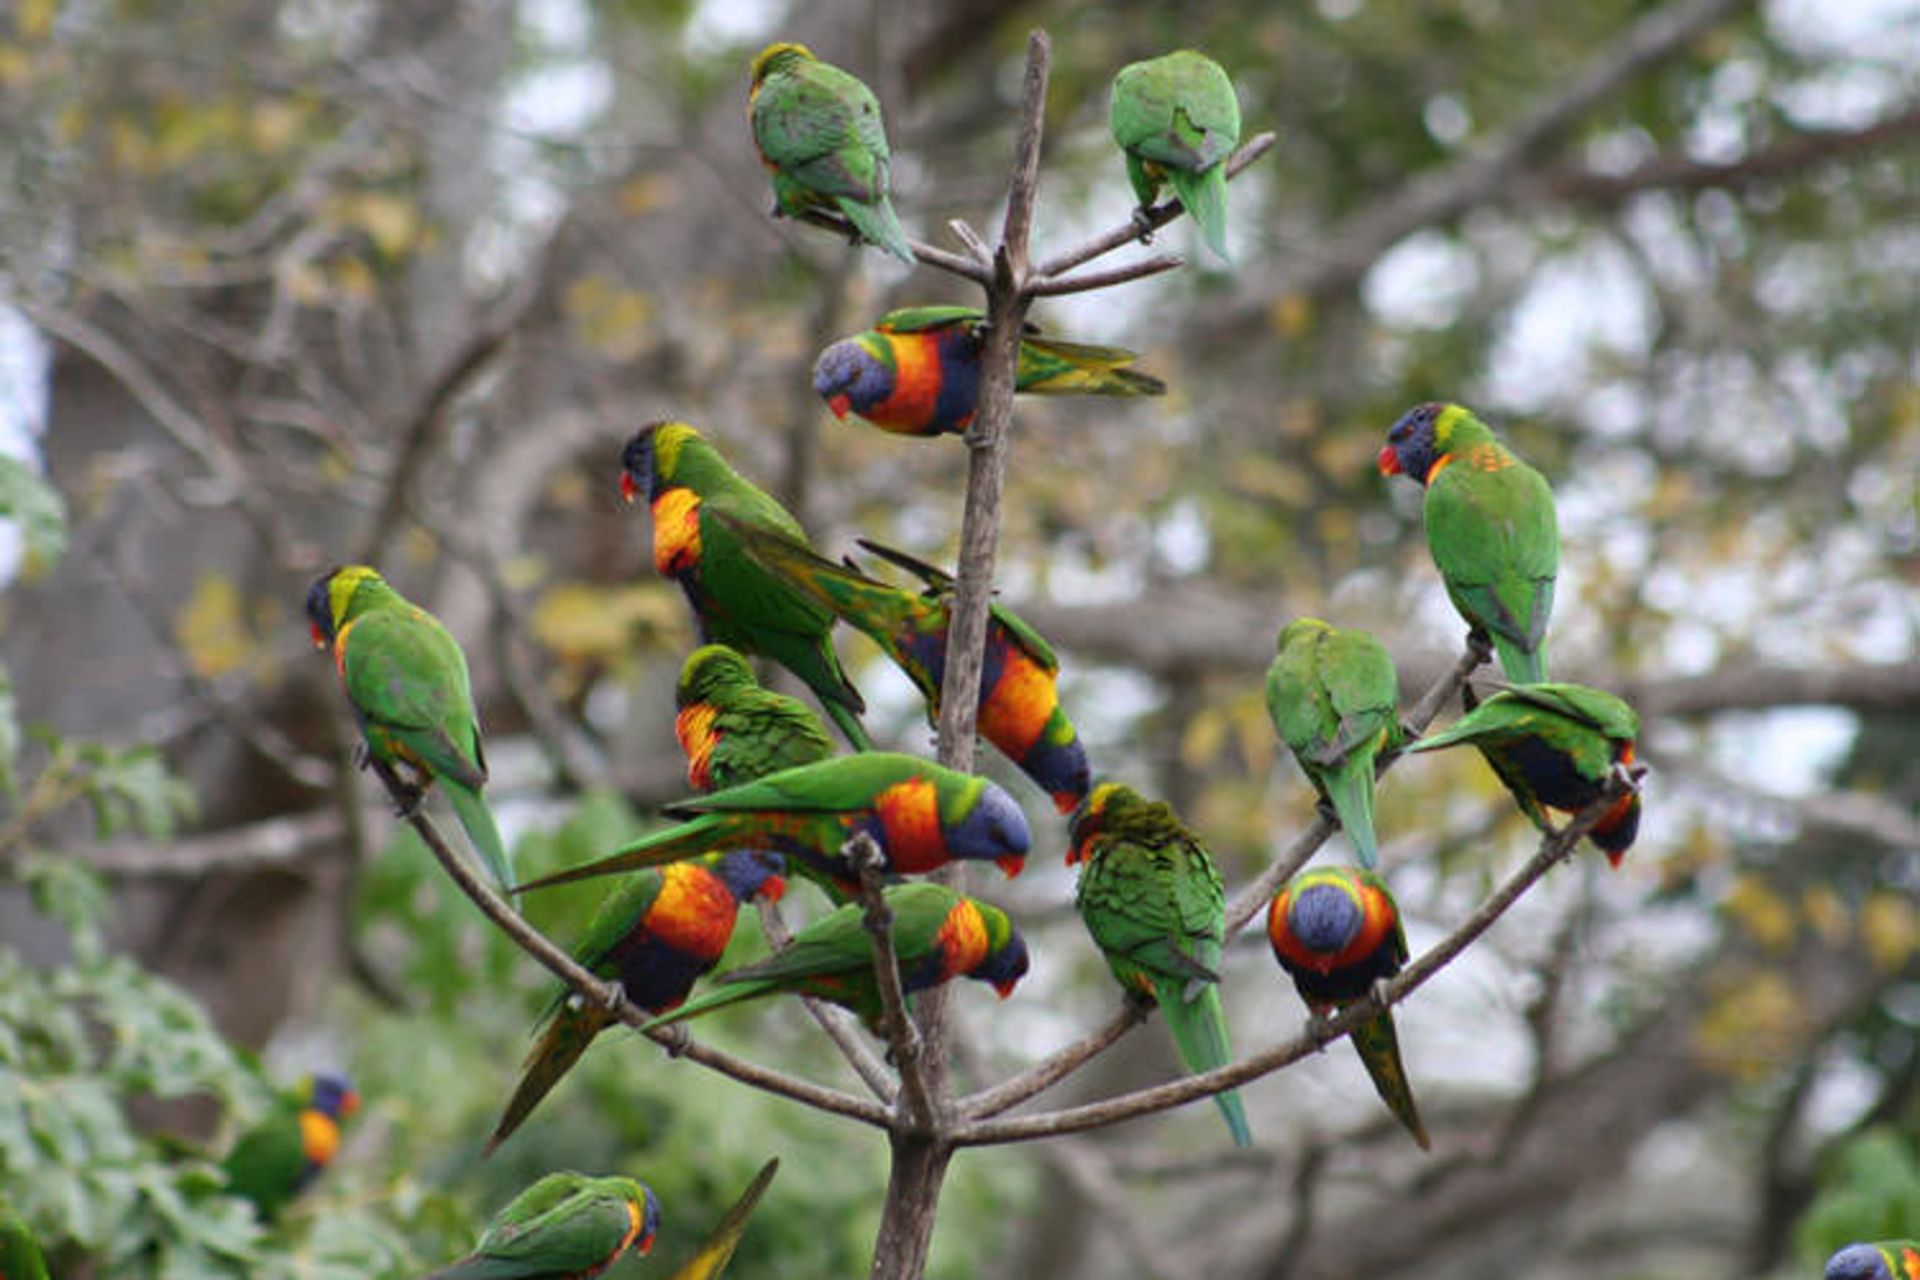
[1266,617,1403,869]
[426,1172,659,1279]
[1378,402,1559,684]
[1109,49,1241,262]
[674,644,835,793]
[620,423,871,750]
[812,305,1165,438]
[1268,866,1430,1150]
[748,42,914,263]
[307,565,514,893]
[1069,782,1252,1148]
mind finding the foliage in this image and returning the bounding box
[1796,1128,1920,1265]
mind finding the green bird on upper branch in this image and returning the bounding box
[1266,618,1404,870]
[307,565,515,893]
[1408,682,1644,864]
[621,422,871,750]
[221,1072,360,1221]
[514,753,1030,900]
[675,644,835,793]
[811,305,1164,438]
[1109,49,1241,263]
[1268,866,1430,1150]
[0,1200,50,1280]
[1827,1241,1920,1280]
[426,1172,658,1280]
[1069,782,1252,1148]
[1378,402,1559,684]
[733,522,1091,814]
[641,882,1028,1037]
[748,42,913,264]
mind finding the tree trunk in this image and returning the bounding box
[869,1135,955,1280]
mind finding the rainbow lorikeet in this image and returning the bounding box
[675,644,835,793]
[1268,866,1430,1150]
[811,305,1165,438]
[1069,783,1251,1147]
[1266,618,1404,870]
[730,521,1090,814]
[748,42,913,264]
[0,1201,49,1280]
[641,882,1028,1036]
[621,423,871,751]
[486,851,787,1155]
[426,1172,658,1280]
[1109,50,1241,263]
[514,753,1029,899]
[221,1072,361,1220]
[1407,682,1643,864]
[1828,1241,1920,1280]
[1378,402,1559,684]
[306,565,514,893]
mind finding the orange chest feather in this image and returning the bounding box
[932,901,989,979]
[299,1109,342,1167]
[651,487,703,576]
[874,777,946,873]
[675,703,720,791]
[872,334,945,428]
[978,648,1059,759]
[647,863,739,956]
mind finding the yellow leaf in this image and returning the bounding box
[1180,703,1230,769]
[1267,293,1312,339]
[619,175,673,217]
[531,582,685,664]
[16,0,56,41]
[1801,884,1848,947]
[1721,874,1796,953]
[1694,970,1807,1081]
[1861,891,1918,973]
[350,192,421,259]
[174,573,254,679]
[564,276,655,360]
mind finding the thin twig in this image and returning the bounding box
[960,1002,1148,1119]
[848,833,938,1131]
[786,206,992,284]
[755,897,898,1103]
[1027,252,1186,297]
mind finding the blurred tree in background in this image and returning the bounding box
[0,0,1915,1276]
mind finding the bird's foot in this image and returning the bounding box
[659,1024,692,1058]
[350,741,370,773]
[1130,207,1156,243]
[1313,798,1340,829]
[598,978,627,1015]
[390,785,425,820]
[1465,630,1495,668]
[1370,979,1394,1010]
[1304,1010,1339,1050]
[1611,760,1649,792]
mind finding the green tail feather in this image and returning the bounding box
[824,700,875,752]
[640,978,779,1031]
[1352,1011,1430,1150]
[514,816,731,892]
[445,779,515,899]
[1490,633,1547,684]
[1324,763,1380,871]
[1167,165,1230,264]
[1158,978,1253,1148]
[837,195,914,265]
[485,1004,611,1156]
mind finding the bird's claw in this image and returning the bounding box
[599,979,627,1015]
[659,1024,692,1058]
[349,741,370,773]
[1611,760,1649,792]
[1130,207,1156,243]
[1370,978,1394,1010]
[1304,1010,1338,1050]
[1313,798,1340,828]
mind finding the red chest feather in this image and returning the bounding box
[932,901,989,979]
[647,864,740,960]
[651,488,703,577]
[875,777,947,873]
[868,334,948,432]
[979,649,1058,760]
[675,703,720,791]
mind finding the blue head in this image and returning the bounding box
[1825,1245,1894,1280]
[973,926,1030,999]
[1289,881,1364,956]
[812,338,893,419]
[305,1072,360,1121]
[1378,402,1446,485]
[945,781,1031,879]
[1019,731,1091,817]
[713,849,787,905]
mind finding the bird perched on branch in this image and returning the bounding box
[1109,49,1241,263]
[426,1172,658,1279]
[733,522,1090,814]
[307,565,515,893]
[1378,402,1559,684]
[486,851,787,1155]
[1266,618,1403,869]
[748,42,913,264]
[1268,866,1430,1149]
[641,882,1028,1036]
[1408,682,1643,864]
[675,645,835,793]
[812,305,1165,438]
[513,753,1029,900]
[621,423,871,750]
[221,1072,361,1220]
[1069,783,1251,1147]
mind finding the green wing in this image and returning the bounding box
[1015,335,1167,397]
[440,1178,640,1279]
[854,538,1062,674]
[661,753,932,819]
[754,61,888,203]
[340,607,486,787]
[1110,51,1240,174]
[1077,834,1224,990]
[707,688,836,789]
[1424,451,1559,677]
[220,1101,306,1218]
[1500,682,1639,740]
[876,305,982,333]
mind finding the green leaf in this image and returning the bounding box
[0,455,67,581]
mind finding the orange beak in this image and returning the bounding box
[619,471,639,504]
[1377,444,1401,476]
[340,1090,362,1119]
[761,875,788,904]
[995,854,1026,879]
[1051,791,1081,816]
[827,394,852,419]
[309,621,329,650]
[636,1230,656,1256]
[993,977,1020,999]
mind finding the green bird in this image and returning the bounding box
[0,1201,50,1280]
[514,753,1030,899]
[622,422,872,751]
[1407,682,1643,865]
[748,42,913,264]
[485,851,787,1156]
[1268,866,1430,1150]
[675,644,835,793]
[1827,1241,1920,1280]
[1265,618,1404,870]
[1109,49,1241,263]
[1378,402,1560,684]
[667,1158,779,1280]
[307,565,515,893]
[641,882,1028,1036]
[221,1072,361,1221]
[426,1172,659,1279]
[812,305,1165,438]
[730,522,1091,814]
[1069,782,1252,1148]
